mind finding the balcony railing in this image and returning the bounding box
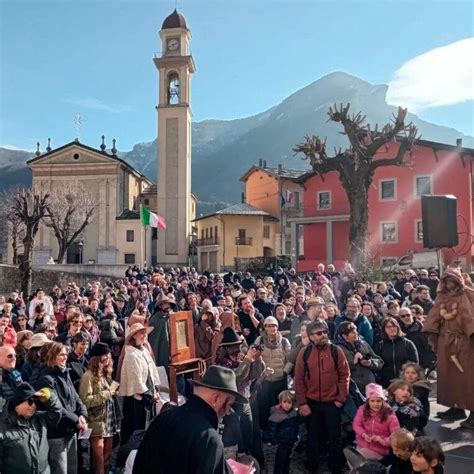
[196,237,220,246]
[235,237,253,246]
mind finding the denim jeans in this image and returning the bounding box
[48,434,78,474]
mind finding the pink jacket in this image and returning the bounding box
[353,405,400,456]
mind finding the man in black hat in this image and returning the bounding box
[133,365,247,474]
[0,382,62,474]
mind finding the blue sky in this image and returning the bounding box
[1,0,473,151]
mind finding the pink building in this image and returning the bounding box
[293,138,474,272]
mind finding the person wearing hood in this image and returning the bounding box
[194,308,220,364]
[375,318,419,388]
[35,342,88,474]
[335,298,373,346]
[147,294,176,368]
[0,382,62,474]
[335,321,384,393]
[423,266,474,428]
[397,308,435,371]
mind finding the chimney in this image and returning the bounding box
[241,192,245,203]
[278,164,283,174]
[263,160,267,168]
[258,158,263,167]
[456,138,463,147]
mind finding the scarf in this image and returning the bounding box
[261,331,282,350]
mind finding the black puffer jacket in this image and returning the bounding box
[0,368,22,413]
[35,366,87,439]
[399,320,435,370]
[376,336,419,387]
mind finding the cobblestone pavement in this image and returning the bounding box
[261,385,474,473]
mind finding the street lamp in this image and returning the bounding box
[78,241,84,264]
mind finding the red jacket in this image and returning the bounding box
[294,343,350,405]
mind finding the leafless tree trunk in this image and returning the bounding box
[0,191,26,265]
[294,104,418,268]
[44,183,95,263]
[11,189,50,296]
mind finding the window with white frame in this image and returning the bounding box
[379,179,396,201]
[415,176,432,197]
[380,221,398,243]
[415,220,424,242]
[317,191,331,210]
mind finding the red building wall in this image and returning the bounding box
[298,141,473,271]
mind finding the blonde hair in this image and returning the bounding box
[278,390,295,406]
[390,428,415,450]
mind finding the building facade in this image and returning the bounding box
[240,163,306,257]
[294,138,474,271]
[194,203,278,272]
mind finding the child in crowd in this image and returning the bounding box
[353,383,400,460]
[386,428,415,474]
[400,362,431,429]
[410,437,445,474]
[268,390,300,474]
[387,380,424,434]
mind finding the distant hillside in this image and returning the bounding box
[1,71,472,208]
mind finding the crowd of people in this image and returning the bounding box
[0,261,473,474]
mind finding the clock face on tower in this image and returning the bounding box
[167,39,180,52]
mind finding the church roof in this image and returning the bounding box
[193,203,278,222]
[162,9,187,30]
[27,140,153,186]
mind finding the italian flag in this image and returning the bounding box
[140,207,166,229]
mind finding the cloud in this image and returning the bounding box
[63,96,129,113]
[387,38,474,112]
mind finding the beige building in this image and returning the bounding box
[193,203,278,272]
[154,10,196,266]
[23,140,153,266]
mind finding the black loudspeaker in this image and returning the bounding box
[421,195,458,248]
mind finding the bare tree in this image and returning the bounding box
[11,189,50,296]
[0,191,26,264]
[45,183,96,264]
[293,104,418,268]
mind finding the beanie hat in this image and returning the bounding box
[365,383,386,400]
[264,316,279,326]
[89,342,111,358]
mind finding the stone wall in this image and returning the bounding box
[0,265,120,295]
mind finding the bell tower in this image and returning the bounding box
[154,9,196,266]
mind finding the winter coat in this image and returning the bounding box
[0,391,62,474]
[268,406,300,446]
[0,368,22,413]
[79,370,119,437]
[35,365,87,439]
[253,299,275,317]
[237,309,263,345]
[335,336,384,392]
[387,395,424,433]
[254,332,291,382]
[147,310,171,367]
[335,313,374,346]
[375,336,419,388]
[194,321,218,361]
[118,345,160,398]
[352,405,400,457]
[413,381,431,429]
[399,320,435,369]
[132,394,232,474]
[67,351,88,391]
[294,343,350,405]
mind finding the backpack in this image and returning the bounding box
[302,343,365,409]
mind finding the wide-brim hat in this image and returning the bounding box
[30,333,51,349]
[126,323,153,344]
[190,365,247,404]
[219,327,244,346]
[155,294,177,308]
[307,296,325,307]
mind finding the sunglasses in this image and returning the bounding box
[312,330,328,336]
[6,354,16,360]
[26,398,37,406]
[400,314,412,318]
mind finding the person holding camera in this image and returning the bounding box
[335,321,384,393]
[216,327,265,458]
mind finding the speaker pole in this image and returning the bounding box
[436,248,444,275]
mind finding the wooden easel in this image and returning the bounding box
[168,311,204,402]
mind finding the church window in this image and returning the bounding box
[167,72,180,105]
[124,253,136,264]
[126,230,134,242]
